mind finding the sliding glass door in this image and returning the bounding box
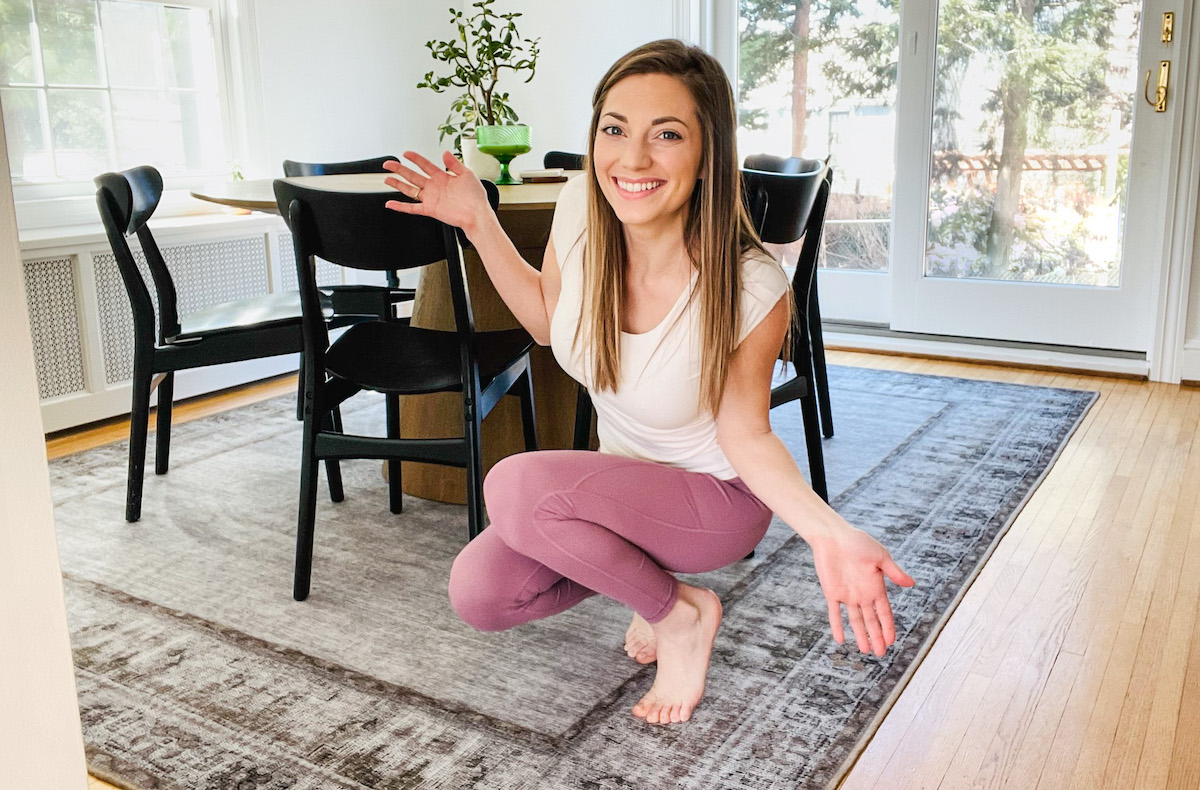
[738,0,899,325]
[736,0,1185,351]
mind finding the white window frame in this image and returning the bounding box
[4,0,264,227]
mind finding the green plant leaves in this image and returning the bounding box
[416,0,540,148]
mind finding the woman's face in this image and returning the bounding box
[592,73,704,235]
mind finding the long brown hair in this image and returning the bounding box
[576,39,779,415]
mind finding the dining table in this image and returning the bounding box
[191,171,590,505]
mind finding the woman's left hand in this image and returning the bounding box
[809,528,915,656]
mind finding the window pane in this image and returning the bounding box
[1,87,50,177]
[739,0,899,273]
[176,90,222,171]
[0,0,38,84]
[37,0,103,85]
[111,88,179,166]
[111,87,221,174]
[98,0,157,88]
[164,5,211,90]
[46,87,109,176]
[924,0,1138,287]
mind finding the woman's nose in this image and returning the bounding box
[620,138,653,170]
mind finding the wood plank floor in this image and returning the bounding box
[63,352,1199,790]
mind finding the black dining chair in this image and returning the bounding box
[275,179,538,601]
[282,155,400,178]
[95,165,342,522]
[282,155,416,312]
[544,151,586,171]
[742,161,833,502]
[744,153,834,441]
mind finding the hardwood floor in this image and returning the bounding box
[61,353,1200,789]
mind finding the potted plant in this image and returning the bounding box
[417,0,540,183]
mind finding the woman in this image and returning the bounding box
[383,39,913,726]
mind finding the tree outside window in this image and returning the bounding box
[739,0,1137,286]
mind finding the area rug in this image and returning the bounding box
[51,365,1095,789]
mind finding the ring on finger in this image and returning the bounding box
[413,186,423,200]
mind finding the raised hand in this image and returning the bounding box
[383,151,494,236]
[810,527,914,656]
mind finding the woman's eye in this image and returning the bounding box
[600,125,623,136]
[660,130,683,141]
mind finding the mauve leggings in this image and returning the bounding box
[448,450,773,631]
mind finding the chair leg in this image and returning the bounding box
[517,368,538,452]
[808,285,834,439]
[295,356,305,421]
[386,392,402,513]
[125,362,153,522]
[464,403,486,541]
[295,412,320,601]
[323,409,344,503]
[154,371,174,475]
[801,388,829,503]
[573,385,593,451]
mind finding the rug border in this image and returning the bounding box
[823,387,1099,790]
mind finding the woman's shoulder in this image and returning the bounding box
[551,175,589,262]
[739,247,791,295]
[556,174,589,223]
[733,248,791,345]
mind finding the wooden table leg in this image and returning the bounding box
[398,208,579,505]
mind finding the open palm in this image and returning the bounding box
[810,527,914,656]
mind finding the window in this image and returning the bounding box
[0,0,230,185]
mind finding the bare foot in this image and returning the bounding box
[631,583,722,725]
[624,613,657,664]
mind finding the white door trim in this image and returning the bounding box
[1150,3,1200,383]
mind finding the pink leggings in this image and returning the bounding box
[448,450,773,631]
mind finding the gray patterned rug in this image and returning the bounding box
[51,366,1095,789]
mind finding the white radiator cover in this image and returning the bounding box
[21,214,331,433]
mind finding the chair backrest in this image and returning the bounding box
[282,155,400,177]
[94,165,181,342]
[742,164,834,336]
[743,153,824,175]
[741,164,828,246]
[543,151,586,171]
[273,179,500,369]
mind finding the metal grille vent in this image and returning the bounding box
[276,231,343,292]
[23,257,87,400]
[94,236,271,385]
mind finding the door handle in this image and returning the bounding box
[1144,60,1169,112]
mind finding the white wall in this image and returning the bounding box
[250,0,675,175]
[0,104,88,785]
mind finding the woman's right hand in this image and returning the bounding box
[383,151,494,237]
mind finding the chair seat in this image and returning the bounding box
[175,291,304,340]
[325,321,533,394]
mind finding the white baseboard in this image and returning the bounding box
[824,330,1150,378]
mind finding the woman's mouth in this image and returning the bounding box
[614,178,665,198]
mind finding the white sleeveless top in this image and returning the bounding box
[548,176,791,480]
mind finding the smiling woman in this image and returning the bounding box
[383,38,913,727]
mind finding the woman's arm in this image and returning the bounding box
[382,151,559,345]
[715,296,914,656]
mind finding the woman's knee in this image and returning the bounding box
[448,547,516,632]
[483,453,569,552]
[483,452,541,527]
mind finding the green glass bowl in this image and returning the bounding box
[475,124,531,185]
